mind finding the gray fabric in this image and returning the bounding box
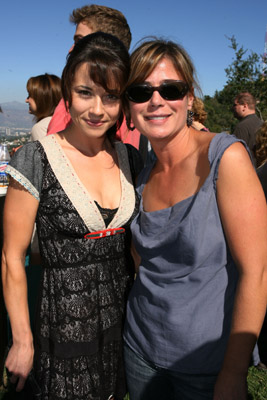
[7,141,43,197]
[124,132,248,375]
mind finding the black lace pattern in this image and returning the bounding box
[30,142,139,400]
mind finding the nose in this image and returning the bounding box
[89,96,104,116]
[25,97,29,104]
[149,89,164,106]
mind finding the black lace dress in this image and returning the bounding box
[6,135,142,400]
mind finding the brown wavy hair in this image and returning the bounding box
[254,121,267,168]
[123,37,200,129]
[26,74,61,122]
[192,97,207,124]
[70,4,131,50]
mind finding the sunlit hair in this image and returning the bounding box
[70,4,131,50]
[26,74,61,122]
[192,97,207,124]
[123,37,200,129]
[254,121,267,168]
[61,32,130,142]
[234,92,256,110]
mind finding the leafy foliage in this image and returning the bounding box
[203,36,267,132]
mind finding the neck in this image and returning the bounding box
[150,126,194,169]
[243,110,256,118]
[58,126,112,157]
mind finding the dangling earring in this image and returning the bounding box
[187,110,194,127]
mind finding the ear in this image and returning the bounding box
[187,91,194,110]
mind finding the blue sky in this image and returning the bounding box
[1,0,267,104]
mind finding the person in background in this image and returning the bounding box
[2,32,143,400]
[254,121,267,364]
[123,38,267,400]
[232,92,263,163]
[26,73,61,141]
[191,96,209,131]
[47,4,146,157]
[254,121,267,199]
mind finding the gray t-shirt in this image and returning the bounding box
[124,132,248,375]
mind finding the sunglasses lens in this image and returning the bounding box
[126,81,189,103]
[126,85,152,103]
[160,83,188,100]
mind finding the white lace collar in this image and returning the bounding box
[40,135,135,232]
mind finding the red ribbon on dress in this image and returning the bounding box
[84,227,125,239]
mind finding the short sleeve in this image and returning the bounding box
[208,132,250,192]
[6,142,43,200]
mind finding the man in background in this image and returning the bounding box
[47,4,146,157]
[232,92,263,163]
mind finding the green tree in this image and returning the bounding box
[204,95,233,133]
[204,36,267,132]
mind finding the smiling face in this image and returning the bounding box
[69,62,121,139]
[129,57,194,143]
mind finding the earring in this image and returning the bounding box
[187,110,194,127]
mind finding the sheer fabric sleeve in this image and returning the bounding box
[5,142,43,201]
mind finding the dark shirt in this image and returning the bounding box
[233,114,262,161]
[257,162,267,200]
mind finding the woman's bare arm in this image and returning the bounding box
[2,179,39,391]
[214,142,267,400]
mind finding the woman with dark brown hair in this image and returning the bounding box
[26,73,61,140]
[3,32,142,400]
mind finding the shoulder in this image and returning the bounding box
[31,117,52,140]
[220,140,250,163]
[9,141,43,171]
[217,140,254,188]
[208,132,242,160]
[6,142,43,200]
[10,141,40,160]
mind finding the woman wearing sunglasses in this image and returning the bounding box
[123,39,267,400]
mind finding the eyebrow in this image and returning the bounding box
[74,85,91,90]
[143,79,183,84]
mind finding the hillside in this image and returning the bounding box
[0,101,34,129]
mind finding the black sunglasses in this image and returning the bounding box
[125,81,189,103]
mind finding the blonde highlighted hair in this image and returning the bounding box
[192,97,207,124]
[124,37,200,128]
